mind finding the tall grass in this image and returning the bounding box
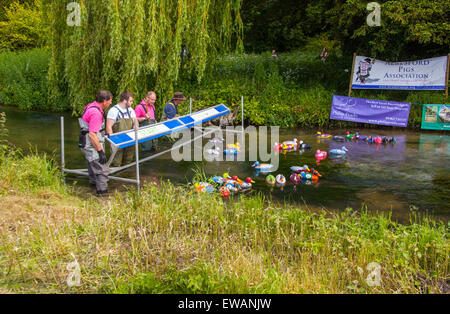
[0,148,448,293]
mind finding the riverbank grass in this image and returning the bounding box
[0,148,448,293]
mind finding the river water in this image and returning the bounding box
[2,106,449,223]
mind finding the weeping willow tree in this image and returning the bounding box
[44,0,243,114]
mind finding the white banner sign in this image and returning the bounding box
[351,55,448,90]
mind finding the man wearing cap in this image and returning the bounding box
[162,92,186,120]
[78,90,113,195]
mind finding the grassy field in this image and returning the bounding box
[0,145,448,294]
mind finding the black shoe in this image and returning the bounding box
[96,190,110,196]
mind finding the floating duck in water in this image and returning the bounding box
[316,131,332,139]
[315,150,327,159]
[290,173,300,184]
[329,146,348,155]
[368,136,382,144]
[266,175,276,186]
[223,147,240,155]
[252,161,275,172]
[345,131,358,140]
[226,142,240,149]
[206,147,221,155]
[274,139,299,151]
[275,174,286,185]
[298,140,311,150]
[290,165,310,173]
[333,135,346,142]
[290,165,321,180]
[381,136,396,144]
[298,172,319,181]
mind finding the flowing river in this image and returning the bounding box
[2,106,449,224]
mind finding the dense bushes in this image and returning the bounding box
[0,49,51,111]
[0,0,48,51]
[0,48,448,128]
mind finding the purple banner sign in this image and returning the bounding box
[330,95,411,127]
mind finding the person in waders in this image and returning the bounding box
[79,90,112,195]
[162,92,186,120]
[106,91,138,167]
[135,91,158,153]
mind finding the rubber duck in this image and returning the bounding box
[274,139,299,151]
[266,175,276,186]
[298,140,311,150]
[290,165,310,173]
[252,161,274,172]
[231,175,243,184]
[315,150,327,159]
[226,142,240,149]
[206,147,221,155]
[275,174,286,185]
[316,131,332,139]
[224,181,238,193]
[345,131,356,140]
[368,136,382,144]
[223,147,239,155]
[194,182,216,193]
[329,146,348,155]
[219,186,230,197]
[290,173,300,184]
[333,136,345,142]
[298,172,319,181]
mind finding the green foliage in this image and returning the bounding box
[0,0,48,51]
[0,49,52,110]
[327,0,450,59]
[44,0,243,115]
[241,0,449,60]
[0,147,65,193]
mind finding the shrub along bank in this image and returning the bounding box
[0,48,447,128]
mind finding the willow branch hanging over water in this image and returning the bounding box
[45,0,243,114]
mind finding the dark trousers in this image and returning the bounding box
[87,159,110,192]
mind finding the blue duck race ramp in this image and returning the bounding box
[107,104,230,149]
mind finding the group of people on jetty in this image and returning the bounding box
[79,90,187,195]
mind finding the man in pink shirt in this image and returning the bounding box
[78,90,113,195]
[135,91,158,152]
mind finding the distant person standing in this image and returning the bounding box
[271,50,278,59]
[320,48,328,62]
[162,92,186,120]
[78,90,112,195]
[106,91,138,167]
[135,91,158,152]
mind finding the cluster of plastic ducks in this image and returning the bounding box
[264,164,322,187]
[206,138,241,155]
[331,132,396,144]
[273,138,311,151]
[194,173,255,197]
